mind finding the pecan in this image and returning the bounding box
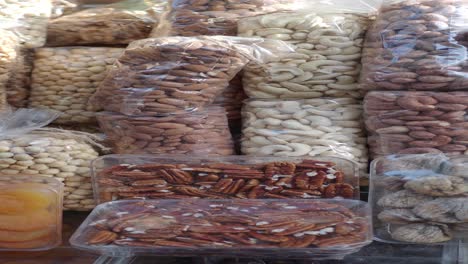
[130,179,167,187]
[265,162,296,177]
[324,183,355,198]
[88,230,118,245]
[249,231,289,243]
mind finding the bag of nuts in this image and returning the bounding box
[47,0,167,46]
[90,36,293,116]
[96,106,235,155]
[151,0,300,37]
[0,0,52,48]
[242,99,368,174]
[0,30,19,111]
[28,47,124,124]
[364,91,468,158]
[6,48,34,108]
[213,74,247,130]
[361,0,468,91]
[0,108,104,211]
[51,0,81,19]
[239,9,374,99]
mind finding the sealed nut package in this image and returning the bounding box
[361,0,468,91]
[47,0,166,46]
[0,0,51,48]
[6,48,34,108]
[239,10,372,99]
[70,199,372,258]
[28,47,124,124]
[0,108,103,211]
[364,91,468,158]
[370,154,468,244]
[152,0,299,37]
[96,106,235,155]
[242,99,368,174]
[92,155,359,203]
[0,175,63,251]
[0,30,19,110]
[90,36,292,116]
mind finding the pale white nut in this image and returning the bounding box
[257,145,293,155]
[274,143,312,157]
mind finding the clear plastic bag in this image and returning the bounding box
[0,108,102,211]
[239,11,371,99]
[213,74,246,126]
[46,0,167,46]
[0,0,51,48]
[96,106,235,156]
[151,0,302,37]
[28,47,124,124]
[0,175,63,251]
[6,48,34,108]
[70,199,372,258]
[51,0,81,19]
[0,30,19,111]
[360,0,468,91]
[364,91,468,158]
[241,99,368,174]
[92,155,359,203]
[90,36,293,116]
[370,154,468,244]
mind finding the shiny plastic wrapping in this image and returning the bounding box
[96,106,235,156]
[213,74,246,129]
[239,10,373,99]
[0,30,19,110]
[0,175,63,251]
[151,0,300,37]
[0,109,102,211]
[364,91,468,158]
[90,36,293,116]
[70,199,372,258]
[6,48,34,108]
[47,0,166,46]
[370,154,468,244]
[360,0,468,91]
[28,47,124,124]
[241,99,368,174]
[51,0,81,19]
[0,0,51,48]
[91,155,359,203]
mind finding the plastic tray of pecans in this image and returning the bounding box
[370,154,468,244]
[70,199,372,258]
[91,155,360,204]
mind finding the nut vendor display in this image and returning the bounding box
[1,0,468,262]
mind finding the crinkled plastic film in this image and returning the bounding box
[364,91,468,158]
[51,0,81,19]
[28,47,124,124]
[239,11,371,99]
[96,106,235,156]
[90,36,293,116]
[6,48,34,108]
[0,0,51,48]
[47,0,167,46]
[241,98,368,174]
[360,0,468,91]
[0,108,101,211]
[213,74,246,126]
[370,154,468,244]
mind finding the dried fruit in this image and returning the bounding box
[377,190,433,208]
[404,175,468,197]
[412,198,468,223]
[391,223,452,243]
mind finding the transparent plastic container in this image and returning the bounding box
[370,154,468,245]
[70,199,372,258]
[91,155,360,204]
[0,175,63,251]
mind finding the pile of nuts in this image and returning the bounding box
[0,30,18,110]
[360,0,468,91]
[95,159,356,202]
[0,0,51,48]
[47,3,162,46]
[239,12,369,99]
[6,48,34,108]
[29,47,124,124]
[153,0,297,36]
[90,37,251,116]
[0,132,99,210]
[96,106,235,155]
[364,91,468,158]
[373,155,468,243]
[80,199,370,251]
[242,99,368,173]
